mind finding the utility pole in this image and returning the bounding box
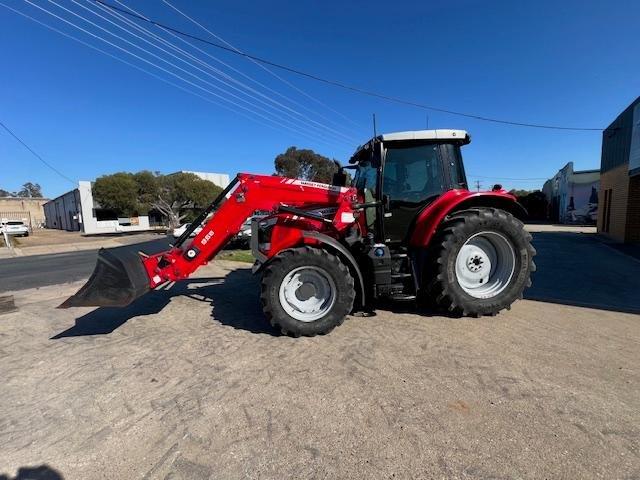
[474,180,482,192]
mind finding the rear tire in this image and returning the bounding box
[425,208,536,316]
[260,247,355,337]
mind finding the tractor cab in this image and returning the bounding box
[348,129,471,244]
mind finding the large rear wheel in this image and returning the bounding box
[425,208,536,316]
[261,247,355,336]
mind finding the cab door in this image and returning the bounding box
[381,142,445,244]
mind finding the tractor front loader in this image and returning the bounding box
[61,130,536,337]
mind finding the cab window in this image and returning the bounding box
[383,144,443,203]
[442,144,467,188]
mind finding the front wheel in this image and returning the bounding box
[260,247,355,336]
[425,208,536,316]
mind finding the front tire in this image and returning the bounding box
[425,208,536,317]
[260,247,355,336]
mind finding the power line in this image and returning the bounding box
[116,0,364,138]
[18,0,344,148]
[0,0,288,135]
[0,120,76,185]
[45,0,342,145]
[159,0,366,132]
[73,0,354,145]
[95,0,359,144]
[96,0,604,132]
[3,2,343,148]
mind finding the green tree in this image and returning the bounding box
[16,182,43,198]
[513,190,549,221]
[133,170,159,214]
[509,189,534,198]
[93,172,139,215]
[93,171,222,228]
[274,146,338,183]
[0,188,14,197]
[149,172,222,227]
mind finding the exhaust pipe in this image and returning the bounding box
[59,247,151,308]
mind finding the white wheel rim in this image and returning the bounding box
[455,231,516,299]
[278,266,336,322]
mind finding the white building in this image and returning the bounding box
[44,181,151,234]
[177,171,230,188]
[44,171,229,234]
[542,162,600,224]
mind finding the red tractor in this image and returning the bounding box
[62,129,536,336]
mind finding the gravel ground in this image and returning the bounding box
[1,258,638,480]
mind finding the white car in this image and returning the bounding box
[231,215,265,247]
[1,220,29,237]
[172,223,203,238]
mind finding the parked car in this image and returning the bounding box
[231,215,266,248]
[172,223,203,238]
[173,215,264,244]
[1,220,29,237]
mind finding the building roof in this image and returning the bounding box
[173,171,231,188]
[604,96,640,132]
[0,196,50,202]
[601,96,640,174]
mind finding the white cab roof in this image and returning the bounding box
[350,129,470,161]
[379,129,469,142]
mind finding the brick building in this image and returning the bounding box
[598,97,640,243]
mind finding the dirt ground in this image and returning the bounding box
[1,254,638,480]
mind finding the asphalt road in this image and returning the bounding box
[3,231,640,316]
[0,238,172,293]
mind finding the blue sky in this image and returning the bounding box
[1,0,638,198]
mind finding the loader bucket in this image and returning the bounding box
[58,247,151,308]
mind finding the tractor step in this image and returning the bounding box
[389,294,416,302]
[391,272,413,279]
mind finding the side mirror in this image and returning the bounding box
[332,170,348,187]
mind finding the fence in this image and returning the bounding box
[0,211,45,230]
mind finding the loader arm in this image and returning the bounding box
[60,173,358,308]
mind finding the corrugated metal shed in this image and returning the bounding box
[601,96,640,173]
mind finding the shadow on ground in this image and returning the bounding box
[0,465,63,480]
[52,230,639,340]
[526,231,640,314]
[52,269,280,339]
